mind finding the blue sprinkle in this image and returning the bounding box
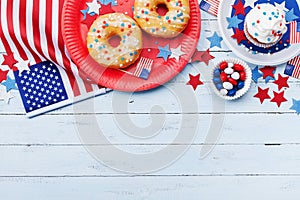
[252,22,255,26]
[173,17,176,20]
[89,44,93,48]
[267,38,271,42]
[213,77,221,84]
[145,11,149,14]
[134,51,138,55]
[263,12,266,15]
[216,83,223,90]
[271,12,275,15]
[254,33,259,36]
[269,17,272,20]
[92,28,96,32]
[158,16,161,19]
[130,53,133,56]
[120,57,125,61]
[152,28,155,32]
[228,89,236,96]
[237,81,244,89]
[121,23,125,27]
[166,16,169,20]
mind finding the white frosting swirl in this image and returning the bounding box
[245,3,287,44]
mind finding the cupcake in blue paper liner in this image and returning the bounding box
[244,3,288,48]
[228,0,300,55]
[211,57,252,100]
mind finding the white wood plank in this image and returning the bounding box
[0,176,299,200]
[1,114,300,145]
[0,144,299,175]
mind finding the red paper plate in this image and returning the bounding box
[62,0,201,91]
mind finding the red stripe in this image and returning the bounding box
[6,1,28,60]
[57,0,81,96]
[19,0,42,63]
[32,0,44,61]
[45,0,58,64]
[0,2,13,55]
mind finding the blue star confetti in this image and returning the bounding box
[157,44,171,61]
[290,98,300,115]
[226,16,243,29]
[98,0,117,6]
[252,66,263,83]
[1,76,17,92]
[265,76,275,83]
[207,32,223,48]
[81,8,89,20]
[285,8,299,22]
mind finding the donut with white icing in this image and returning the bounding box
[87,13,143,69]
[134,0,190,38]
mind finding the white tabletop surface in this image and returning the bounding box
[1,10,300,200]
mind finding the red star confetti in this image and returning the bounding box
[232,0,246,16]
[0,69,9,83]
[100,3,115,15]
[186,73,203,90]
[254,87,271,104]
[271,91,287,107]
[259,66,276,79]
[191,49,215,66]
[273,74,289,90]
[231,28,247,44]
[1,53,18,70]
[81,14,98,28]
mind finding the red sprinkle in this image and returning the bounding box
[228,77,238,86]
[257,20,260,23]
[233,64,244,72]
[220,72,228,82]
[219,61,228,70]
[239,71,246,81]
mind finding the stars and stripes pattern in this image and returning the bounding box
[133,57,153,80]
[289,21,300,44]
[199,0,219,17]
[284,56,300,79]
[0,0,107,116]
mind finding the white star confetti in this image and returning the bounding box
[0,85,14,104]
[169,45,186,61]
[86,0,101,15]
[274,1,289,12]
[14,59,30,75]
[244,0,256,8]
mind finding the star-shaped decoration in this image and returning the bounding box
[231,28,247,44]
[252,66,263,83]
[1,53,18,70]
[0,69,9,83]
[207,32,223,48]
[186,74,203,90]
[81,14,98,28]
[80,8,89,20]
[14,59,30,75]
[191,49,215,66]
[273,74,289,90]
[259,66,276,79]
[157,44,171,61]
[87,0,101,15]
[271,91,287,107]
[265,76,275,83]
[99,2,115,15]
[274,1,289,12]
[290,98,300,115]
[226,16,243,29]
[232,0,246,16]
[285,8,299,22]
[254,87,271,104]
[1,75,17,92]
[169,45,185,61]
[0,86,14,104]
[244,0,256,8]
[99,0,117,6]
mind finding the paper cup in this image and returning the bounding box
[211,57,252,100]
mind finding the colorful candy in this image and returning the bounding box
[213,60,247,98]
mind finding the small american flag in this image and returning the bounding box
[284,56,300,79]
[133,57,153,80]
[0,0,107,117]
[289,21,300,44]
[199,0,219,17]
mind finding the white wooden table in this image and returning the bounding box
[1,10,300,199]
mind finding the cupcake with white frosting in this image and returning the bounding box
[244,3,287,48]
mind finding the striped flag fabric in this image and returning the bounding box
[0,0,108,117]
[284,56,300,79]
[289,21,300,44]
[133,57,153,80]
[199,0,219,17]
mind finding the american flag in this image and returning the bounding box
[284,56,300,79]
[0,0,107,117]
[133,57,153,80]
[289,21,300,44]
[199,0,219,17]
